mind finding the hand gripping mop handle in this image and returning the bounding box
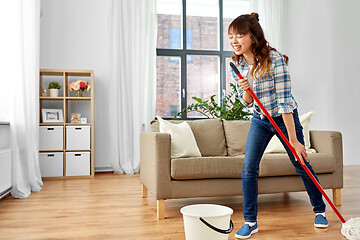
[229,62,345,223]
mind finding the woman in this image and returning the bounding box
[228,13,328,239]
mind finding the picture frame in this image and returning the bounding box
[42,109,64,123]
[80,118,87,124]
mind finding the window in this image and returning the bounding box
[169,28,193,62]
[156,0,250,119]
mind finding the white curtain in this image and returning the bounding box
[251,0,283,51]
[108,0,157,174]
[0,0,43,198]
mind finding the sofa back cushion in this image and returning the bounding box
[150,118,227,156]
[222,120,251,156]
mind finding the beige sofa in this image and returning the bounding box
[140,118,343,219]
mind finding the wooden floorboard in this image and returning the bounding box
[1,166,359,240]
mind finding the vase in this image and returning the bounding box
[49,89,59,97]
[76,91,83,97]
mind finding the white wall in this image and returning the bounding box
[40,0,112,171]
[283,0,360,165]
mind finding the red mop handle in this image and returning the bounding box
[230,62,345,223]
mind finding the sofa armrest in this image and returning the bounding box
[140,132,172,200]
[310,130,343,188]
[310,131,342,155]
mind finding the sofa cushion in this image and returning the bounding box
[222,120,251,156]
[171,156,244,180]
[258,153,336,177]
[151,118,227,156]
[171,153,336,180]
[187,119,227,156]
[158,117,202,158]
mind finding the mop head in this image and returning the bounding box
[341,218,360,240]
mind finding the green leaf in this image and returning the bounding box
[173,82,252,120]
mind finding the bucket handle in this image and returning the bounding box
[199,217,234,235]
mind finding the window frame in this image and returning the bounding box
[156,0,238,119]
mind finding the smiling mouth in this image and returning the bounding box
[233,46,241,51]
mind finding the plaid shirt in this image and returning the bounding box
[229,50,298,118]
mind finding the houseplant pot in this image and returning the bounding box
[49,89,59,97]
[48,82,61,98]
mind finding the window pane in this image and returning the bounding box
[223,0,250,51]
[169,28,181,49]
[157,0,182,49]
[187,55,219,118]
[186,0,219,50]
[156,56,181,118]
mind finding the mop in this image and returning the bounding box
[230,62,360,240]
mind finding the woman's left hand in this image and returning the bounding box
[290,140,308,164]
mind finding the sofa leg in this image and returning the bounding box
[157,200,165,220]
[333,188,341,206]
[142,184,148,198]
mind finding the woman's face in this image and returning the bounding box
[228,31,253,56]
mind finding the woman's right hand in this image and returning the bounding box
[237,77,250,91]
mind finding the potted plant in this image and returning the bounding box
[174,83,252,120]
[48,82,61,97]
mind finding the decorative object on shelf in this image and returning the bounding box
[48,82,61,97]
[71,113,81,124]
[42,87,48,97]
[69,80,91,97]
[80,118,87,124]
[42,109,64,123]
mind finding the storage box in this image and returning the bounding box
[66,126,90,150]
[39,126,63,150]
[65,151,90,176]
[39,152,63,177]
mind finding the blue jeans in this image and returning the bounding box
[242,109,326,222]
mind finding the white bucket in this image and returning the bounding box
[180,204,234,240]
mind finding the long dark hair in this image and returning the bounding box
[228,12,288,81]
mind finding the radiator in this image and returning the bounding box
[0,149,12,199]
[0,123,12,199]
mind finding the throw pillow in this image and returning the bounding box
[157,116,202,158]
[264,111,316,154]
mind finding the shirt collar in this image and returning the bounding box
[239,58,248,69]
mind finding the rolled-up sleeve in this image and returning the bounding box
[228,64,253,108]
[239,92,253,108]
[274,54,294,114]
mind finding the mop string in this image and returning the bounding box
[230,62,346,223]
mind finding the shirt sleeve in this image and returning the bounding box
[228,64,253,108]
[274,54,294,114]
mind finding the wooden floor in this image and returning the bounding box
[1,166,359,240]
